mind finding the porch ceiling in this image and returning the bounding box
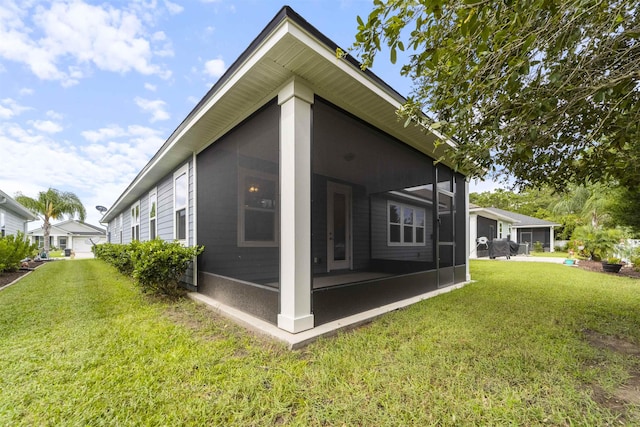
[103,10,452,222]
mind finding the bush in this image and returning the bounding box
[533,241,544,252]
[0,232,38,273]
[94,240,204,297]
[631,248,640,272]
[131,240,204,297]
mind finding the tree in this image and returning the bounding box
[549,183,615,229]
[352,0,639,191]
[15,188,87,255]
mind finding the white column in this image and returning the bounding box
[550,226,555,253]
[277,78,315,333]
[465,179,471,281]
[469,215,478,259]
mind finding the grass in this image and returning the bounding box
[530,251,570,258]
[1,260,639,425]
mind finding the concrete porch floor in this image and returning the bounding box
[188,280,469,349]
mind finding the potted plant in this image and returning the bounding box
[564,249,576,266]
[602,256,624,273]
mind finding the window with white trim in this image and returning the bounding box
[174,165,188,243]
[388,201,426,246]
[148,189,157,240]
[0,211,4,237]
[131,201,140,241]
[238,169,278,246]
[498,222,504,239]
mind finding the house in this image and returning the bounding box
[101,6,469,336]
[29,219,106,253]
[0,189,37,237]
[469,204,519,258]
[469,204,560,258]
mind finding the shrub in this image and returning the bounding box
[0,232,38,273]
[93,243,136,275]
[533,241,544,252]
[94,240,204,297]
[130,240,204,297]
[631,248,640,272]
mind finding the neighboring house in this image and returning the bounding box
[469,204,519,259]
[469,204,560,258]
[29,220,106,253]
[101,7,469,335]
[0,189,37,237]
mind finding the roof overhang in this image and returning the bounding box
[0,189,38,221]
[102,6,458,223]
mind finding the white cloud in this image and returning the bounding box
[144,83,157,91]
[46,110,63,120]
[0,120,167,227]
[0,0,173,85]
[164,0,184,15]
[30,119,63,133]
[0,98,30,119]
[187,95,199,104]
[203,58,226,78]
[81,125,127,143]
[19,88,34,96]
[134,97,170,122]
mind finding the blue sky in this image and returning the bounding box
[0,0,498,227]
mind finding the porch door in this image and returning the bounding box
[437,189,455,287]
[327,182,352,272]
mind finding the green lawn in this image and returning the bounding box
[1,260,639,426]
[530,251,570,258]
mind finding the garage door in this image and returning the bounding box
[72,237,93,252]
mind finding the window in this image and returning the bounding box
[388,201,426,246]
[131,201,140,241]
[174,165,188,242]
[0,211,4,237]
[499,222,504,238]
[59,237,67,250]
[238,169,277,246]
[149,189,157,240]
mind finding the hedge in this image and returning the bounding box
[93,240,204,297]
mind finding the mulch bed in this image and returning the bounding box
[0,261,47,289]
[575,260,640,279]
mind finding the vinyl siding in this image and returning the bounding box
[2,209,29,236]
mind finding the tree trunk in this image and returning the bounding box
[43,219,51,255]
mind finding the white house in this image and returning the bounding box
[29,219,106,253]
[0,189,37,237]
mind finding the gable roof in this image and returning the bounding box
[469,204,519,224]
[477,206,560,228]
[29,219,105,236]
[102,6,457,223]
[0,189,38,221]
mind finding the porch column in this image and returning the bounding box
[277,78,315,333]
[550,226,555,253]
[465,179,471,281]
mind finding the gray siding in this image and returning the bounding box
[156,175,174,241]
[2,209,29,236]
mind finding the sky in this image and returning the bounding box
[0,0,500,229]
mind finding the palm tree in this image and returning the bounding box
[15,188,86,255]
